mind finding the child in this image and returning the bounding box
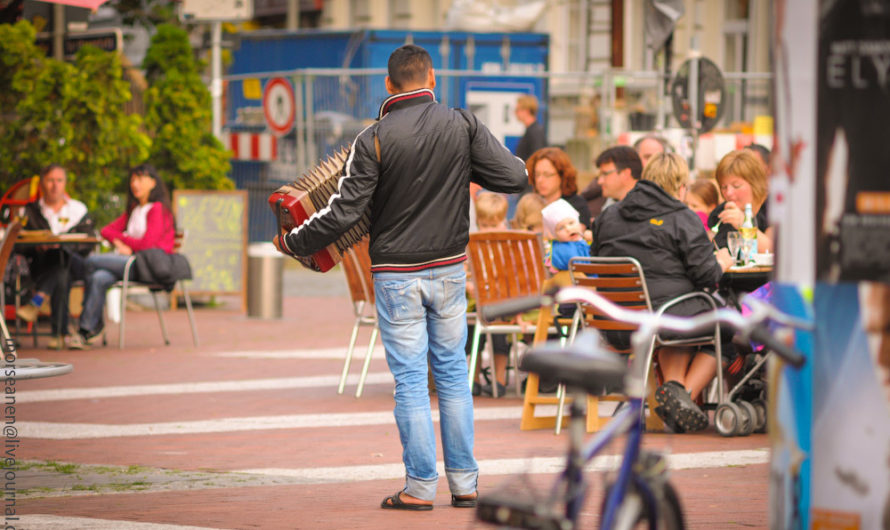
[542,198,591,273]
[467,192,512,397]
[511,192,546,233]
[475,191,509,230]
[685,178,720,229]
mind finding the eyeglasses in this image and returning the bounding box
[534,172,560,180]
[598,169,618,179]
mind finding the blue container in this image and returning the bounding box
[228,29,548,128]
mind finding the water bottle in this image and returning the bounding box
[739,203,758,262]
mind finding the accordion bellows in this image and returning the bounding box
[269,147,371,272]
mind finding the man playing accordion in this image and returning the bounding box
[275,44,527,511]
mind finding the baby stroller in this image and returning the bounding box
[706,281,775,437]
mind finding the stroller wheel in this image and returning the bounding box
[736,401,756,436]
[715,403,741,437]
[751,398,767,433]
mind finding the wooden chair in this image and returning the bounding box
[548,256,721,432]
[0,222,22,356]
[114,231,199,349]
[0,177,40,228]
[466,230,551,397]
[338,237,379,398]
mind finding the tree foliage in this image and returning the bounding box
[143,24,232,192]
[0,20,149,226]
[0,19,233,228]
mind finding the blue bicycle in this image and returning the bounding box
[475,286,808,530]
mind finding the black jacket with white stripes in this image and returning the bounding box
[283,88,527,273]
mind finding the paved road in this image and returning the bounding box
[11,286,771,529]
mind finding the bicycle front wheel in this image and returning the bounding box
[603,480,685,530]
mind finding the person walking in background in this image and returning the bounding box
[514,94,545,162]
[71,164,175,350]
[16,165,95,349]
[276,44,527,510]
[525,147,591,228]
[507,94,546,218]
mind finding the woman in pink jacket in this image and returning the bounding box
[70,164,175,349]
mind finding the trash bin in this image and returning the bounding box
[247,242,284,319]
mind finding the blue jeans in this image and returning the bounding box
[79,253,133,334]
[373,262,478,501]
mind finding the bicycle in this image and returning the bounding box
[475,285,809,530]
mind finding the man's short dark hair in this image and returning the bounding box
[744,143,771,165]
[595,145,643,180]
[39,164,66,179]
[387,45,432,91]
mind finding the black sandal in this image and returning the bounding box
[451,493,478,508]
[380,490,433,511]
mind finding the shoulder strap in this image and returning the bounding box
[374,133,381,163]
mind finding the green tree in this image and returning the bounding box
[0,20,150,226]
[143,24,233,192]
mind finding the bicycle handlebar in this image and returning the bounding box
[480,286,809,368]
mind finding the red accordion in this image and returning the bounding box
[268,148,370,272]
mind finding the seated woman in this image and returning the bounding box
[525,147,592,229]
[591,153,734,433]
[709,150,774,252]
[70,164,175,349]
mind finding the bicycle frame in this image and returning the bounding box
[477,285,808,529]
[554,366,663,529]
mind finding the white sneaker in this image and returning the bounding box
[68,334,88,350]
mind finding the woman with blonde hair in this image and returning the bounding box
[592,152,734,432]
[709,149,773,252]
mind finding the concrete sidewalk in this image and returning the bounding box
[11,267,770,529]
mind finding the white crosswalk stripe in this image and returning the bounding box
[15,372,395,403]
[237,449,769,483]
[18,406,523,439]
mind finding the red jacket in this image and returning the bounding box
[100,202,175,254]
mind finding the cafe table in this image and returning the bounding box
[12,230,101,349]
[720,264,773,309]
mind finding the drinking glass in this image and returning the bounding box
[739,237,755,265]
[726,232,742,266]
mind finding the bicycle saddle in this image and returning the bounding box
[519,331,627,396]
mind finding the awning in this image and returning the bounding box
[34,0,110,10]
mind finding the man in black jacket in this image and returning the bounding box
[16,165,95,348]
[275,45,527,510]
[592,153,733,432]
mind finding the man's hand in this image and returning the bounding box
[273,229,292,255]
[715,247,734,272]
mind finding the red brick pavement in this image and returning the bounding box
[13,295,770,529]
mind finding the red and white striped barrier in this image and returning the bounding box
[221,132,278,161]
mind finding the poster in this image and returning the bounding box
[815,0,890,283]
[810,283,890,529]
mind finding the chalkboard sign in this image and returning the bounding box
[173,190,248,311]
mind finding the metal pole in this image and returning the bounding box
[211,21,223,140]
[53,4,64,61]
[286,0,299,30]
[688,53,699,170]
[294,75,306,171]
